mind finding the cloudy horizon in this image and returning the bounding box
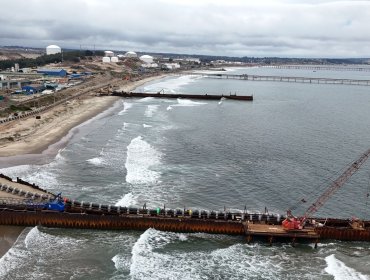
[1,0,370,58]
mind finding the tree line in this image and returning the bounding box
[0,50,104,70]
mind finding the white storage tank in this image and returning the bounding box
[110,56,119,63]
[104,51,114,57]
[125,51,137,58]
[140,55,154,64]
[102,57,111,63]
[46,45,62,55]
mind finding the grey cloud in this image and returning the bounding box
[1,0,370,57]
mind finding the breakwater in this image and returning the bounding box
[111,91,253,101]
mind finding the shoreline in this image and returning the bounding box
[0,74,167,167]
[0,73,168,258]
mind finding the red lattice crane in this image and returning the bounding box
[283,148,370,230]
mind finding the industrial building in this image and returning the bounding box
[46,45,62,55]
[21,84,45,94]
[37,69,67,77]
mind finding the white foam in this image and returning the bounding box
[54,149,66,161]
[178,234,188,242]
[86,157,105,166]
[115,192,137,207]
[173,98,207,107]
[145,105,159,117]
[218,97,226,105]
[143,124,152,128]
[137,97,155,102]
[112,254,131,272]
[142,75,201,93]
[118,102,133,115]
[0,231,32,277]
[125,136,161,185]
[24,226,40,249]
[0,164,32,177]
[123,122,130,129]
[0,225,96,279]
[325,254,369,280]
[166,105,173,111]
[129,228,281,280]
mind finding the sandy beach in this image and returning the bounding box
[0,73,167,258]
[0,74,165,158]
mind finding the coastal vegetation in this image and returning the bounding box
[0,50,104,70]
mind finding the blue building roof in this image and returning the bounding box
[37,69,67,77]
[22,85,45,94]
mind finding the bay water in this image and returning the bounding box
[1,66,370,279]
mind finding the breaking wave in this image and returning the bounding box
[128,228,282,280]
[115,192,136,207]
[144,105,159,117]
[173,99,207,107]
[125,136,161,185]
[142,75,201,93]
[86,157,105,166]
[118,102,134,115]
[325,254,369,280]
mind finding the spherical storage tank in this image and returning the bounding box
[140,55,154,64]
[124,51,137,58]
[46,45,61,55]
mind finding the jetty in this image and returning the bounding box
[1,174,370,246]
[111,91,253,101]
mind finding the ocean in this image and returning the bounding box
[1,66,370,279]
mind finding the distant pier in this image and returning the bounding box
[181,73,370,86]
[267,65,370,72]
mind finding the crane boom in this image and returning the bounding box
[301,148,370,223]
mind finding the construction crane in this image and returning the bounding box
[283,147,370,230]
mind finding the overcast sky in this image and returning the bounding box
[1,0,370,58]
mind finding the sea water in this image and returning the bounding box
[1,66,370,279]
